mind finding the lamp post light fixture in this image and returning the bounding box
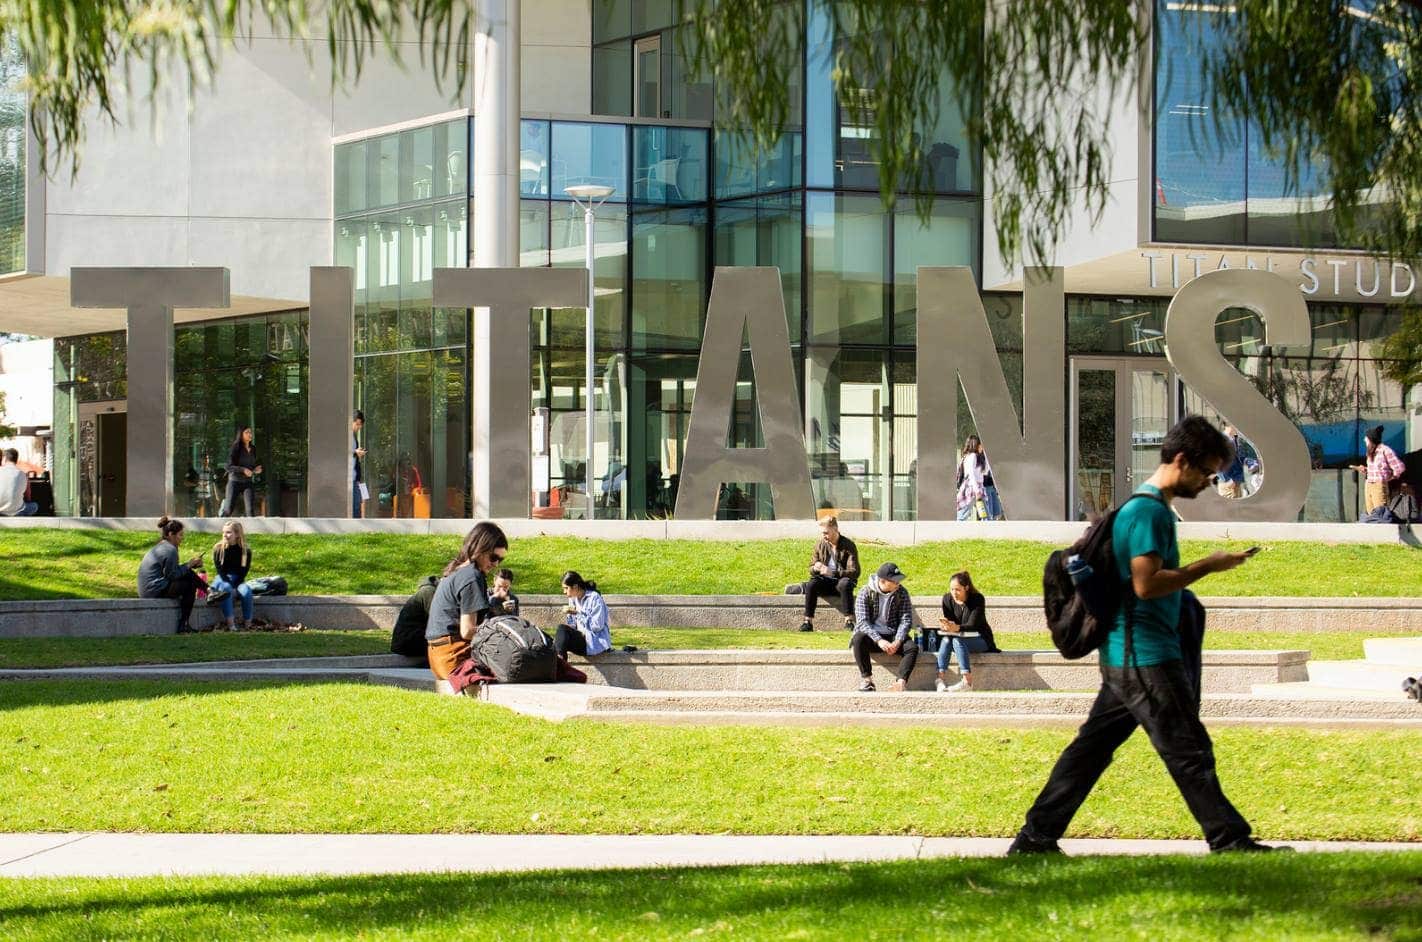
[564,183,616,520]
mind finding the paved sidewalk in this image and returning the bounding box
[0,834,1415,878]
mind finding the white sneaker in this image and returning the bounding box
[947,679,971,693]
[935,678,948,693]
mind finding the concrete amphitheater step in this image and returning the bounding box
[1363,637,1422,664]
[1306,659,1419,692]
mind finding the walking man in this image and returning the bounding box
[797,516,860,632]
[1009,416,1280,855]
[351,410,367,519]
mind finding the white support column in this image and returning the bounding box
[471,0,522,518]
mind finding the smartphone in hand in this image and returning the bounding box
[1243,546,1263,557]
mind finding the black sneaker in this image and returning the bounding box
[1214,837,1292,853]
[843,616,855,631]
[176,622,197,635]
[784,583,804,595]
[799,620,814,632]
[1007,833,1064,856]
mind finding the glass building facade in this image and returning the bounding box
[41,2,1414,523]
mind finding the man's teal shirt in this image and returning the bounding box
[1100,484,1181,667]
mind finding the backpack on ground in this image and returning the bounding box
[1042,492,1165,659]
[248,575,288,597]
[390,576,439,659]
[470,614,558,683]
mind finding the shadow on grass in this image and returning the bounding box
[1,855,1419,938]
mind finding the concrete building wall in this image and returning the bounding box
[37,1,592,305]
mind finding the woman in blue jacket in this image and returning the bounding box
[554,570,611,658]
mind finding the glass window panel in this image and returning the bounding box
[1245,119,1334,248]
[711,194,802,343]
[433,199,468,269]
[632,126,709,205]
[334,218,369,295]
[635,0,676,34]
[634,35,661,118]
[592,42,633,117]
[915,60,977,194]
[1358,305,1401,359]
[891,352,917,520]
[520,199,550,268]
[807,192,888,345]
[892,199,980,344]
[334,140,367,217]
[401,125,434,203]
[713,130,801,200]
[529,349,626,518]
[369,134,400,209]
[550,202,627,348]
[402,206,435,302]
[551,122,628,200]
[631,206,707,352]
[622,352,698,518]
[0,34,25,274]
[804,347,887,520]
[520,120,551,197]
[1066,297,1169,355]
[665,26,714,121]
[593,0,632,43]
[438,119,467,197]
[1153,0,1246,244]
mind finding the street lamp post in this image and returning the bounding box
[564,184,615,521]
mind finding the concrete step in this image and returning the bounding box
[1363,637,1422,665]
[1250,681,1408,702]
[568,648,1308,695]
[1306,660,1419,692]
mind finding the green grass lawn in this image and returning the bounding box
[1,680,1418,839]
[4,529,1421,600]
[1,628,1414,669]
[2,853,1420,941]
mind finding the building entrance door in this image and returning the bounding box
[1069,357,1178,520]
[77,402,127,517]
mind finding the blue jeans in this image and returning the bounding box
[14,501,37,516]
[352,481,363,519]
[936,634,990,673]
[213,577,254,621]
[983,485,1003,520]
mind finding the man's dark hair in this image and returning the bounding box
[497,568,514,582]
[353,410,364,422]
[1160,415,1234,470]
[2,448,16,463]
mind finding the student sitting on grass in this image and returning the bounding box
[137,516,206,635]
[933,570,1001,692]
[489,567,521,616]
[210,520,255,632]
[554,570,611,659]
[850,562,919,692]
[424,522,509,681]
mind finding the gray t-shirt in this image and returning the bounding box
[424,565,490,642]
[137,541,182,598]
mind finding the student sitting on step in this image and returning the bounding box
[791,515,860,633]
[932,570,1001,693]
[554,570,611,659]
[424,522,510,681]
[850,562,919,692]
[489,567,521,616]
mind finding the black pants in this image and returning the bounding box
[554,625,588,658]
[803,575,855,619]
[851,632,919,680]
[1018,659,1251,850]
[220,479,254,516]
[161,571,200,627]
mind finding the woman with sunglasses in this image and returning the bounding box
[424,521,509,680]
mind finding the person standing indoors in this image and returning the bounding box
[210,520,255,631]
[0,449,37,516]
[850,562,919,692]
[219,426,261,517]
[1009,417,1280,855]
[797,516,860,632]
[1351,425,1405,516]
[137,516,206,634]
[424,522,509,680]
[554,571,612,659]
[351,411,367,519]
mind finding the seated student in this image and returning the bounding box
[0,448,38,516]
[210,520,255,631]
[850,562,919,692]
[137,516,206,634]
[933,570,1001,692]
[489,567,521,616]
[794,516,860,633]
[391,575,439,663]
[424,522,510,681]
[554,570,611,659]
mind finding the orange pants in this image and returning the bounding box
[427,635,471,680]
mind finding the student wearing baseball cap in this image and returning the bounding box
[849,562,918,692]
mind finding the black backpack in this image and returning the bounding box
[470,614,559,683]
[247,575,288,597]
[390,576,439,658]
[1042,492,1165,660]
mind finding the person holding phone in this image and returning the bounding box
[933,570,1001,692]
[137,516,206,634]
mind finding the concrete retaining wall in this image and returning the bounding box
[2,593,1418,638]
